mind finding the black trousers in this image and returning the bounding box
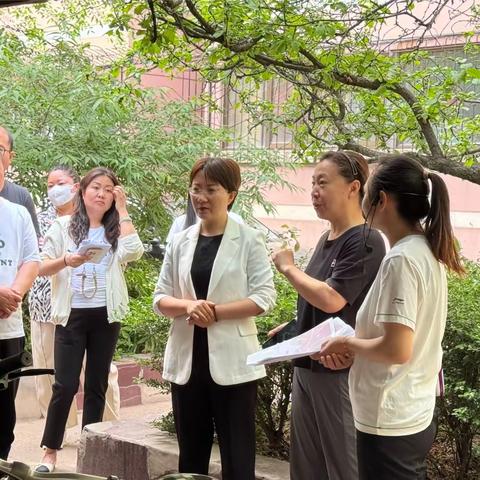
[0,336,25,460]
[41,307,120,449]
[170,328,257,480]
[357,419,437,480]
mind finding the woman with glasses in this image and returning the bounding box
[271,151,386,480]
[153,157,276,480]
[318,155,464,479]
[35,167,144,472]
[28,165,120,438]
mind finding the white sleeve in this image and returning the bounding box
[152,240,175,315]
[246,231,276,315]
[116,233,145,264]
[373,255,421,331]
[41,220,65,260]
[166,215,186,244]
[21,209,41,264]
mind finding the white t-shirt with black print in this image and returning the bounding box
[0,198,41,339]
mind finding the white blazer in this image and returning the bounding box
[153,217,276,386]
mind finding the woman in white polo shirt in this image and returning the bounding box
[318,155,464,479]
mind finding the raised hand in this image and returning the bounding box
[113,185,128,214]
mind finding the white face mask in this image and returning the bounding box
[48,184,75,207]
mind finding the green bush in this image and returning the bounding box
[116,257,170,357]
[255,271,297,460]
[430,259,480,479]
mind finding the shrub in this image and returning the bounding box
[255,271,297,460]
[116,257,170,357]
[430,259,480,479]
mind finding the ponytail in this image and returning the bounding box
[424,172,465,275]
[369,155,464,275]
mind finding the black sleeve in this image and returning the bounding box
[21,189,40,238]
[326,229,385,306]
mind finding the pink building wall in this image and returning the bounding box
[140,68,203,101]
[254,165,480,261]
[141,67,480,262]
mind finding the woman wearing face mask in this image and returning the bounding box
[28,165,120,438]
[318,156,464,479]
[35,167,144,472]
[153,157,276,479]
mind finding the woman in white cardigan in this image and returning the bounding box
[36,167,144,472]
[153,157,276,480]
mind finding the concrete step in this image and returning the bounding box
[78,415,289,480]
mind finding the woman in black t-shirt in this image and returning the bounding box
[272,150,385,480]
[153,157,276,480]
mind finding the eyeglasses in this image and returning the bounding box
[0,146,12,156]
[188,186,227,198]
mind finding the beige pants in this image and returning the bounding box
[30,320,120,428]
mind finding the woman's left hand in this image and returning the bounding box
[272,248,295,274]
[113,186,128,214]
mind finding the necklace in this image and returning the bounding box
[76,265,98,299]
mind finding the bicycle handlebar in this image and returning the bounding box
[0,351,32,377]
[0,351,54,391]
[0,460,119,480]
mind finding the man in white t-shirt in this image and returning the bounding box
[0,159,40,460]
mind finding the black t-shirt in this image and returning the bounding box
[294,224,386,371]
[189,233,223,380]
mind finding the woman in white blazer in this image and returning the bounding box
[153,157,276,480]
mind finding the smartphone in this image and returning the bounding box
[262,319,298,349]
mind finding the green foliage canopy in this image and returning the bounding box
[109,0,480,184]
[0,32,231,237]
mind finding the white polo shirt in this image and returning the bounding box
[0,198,41,339]
[349,235,447,436]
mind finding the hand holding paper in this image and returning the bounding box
[75,240,110,264]
[312,336,354,370]
[247,317,354,366]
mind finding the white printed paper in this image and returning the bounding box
[75,240,110,264]
[247,317,354,366]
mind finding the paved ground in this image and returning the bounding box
[9,387,172,474]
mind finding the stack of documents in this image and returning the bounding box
[247,317,354,366]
